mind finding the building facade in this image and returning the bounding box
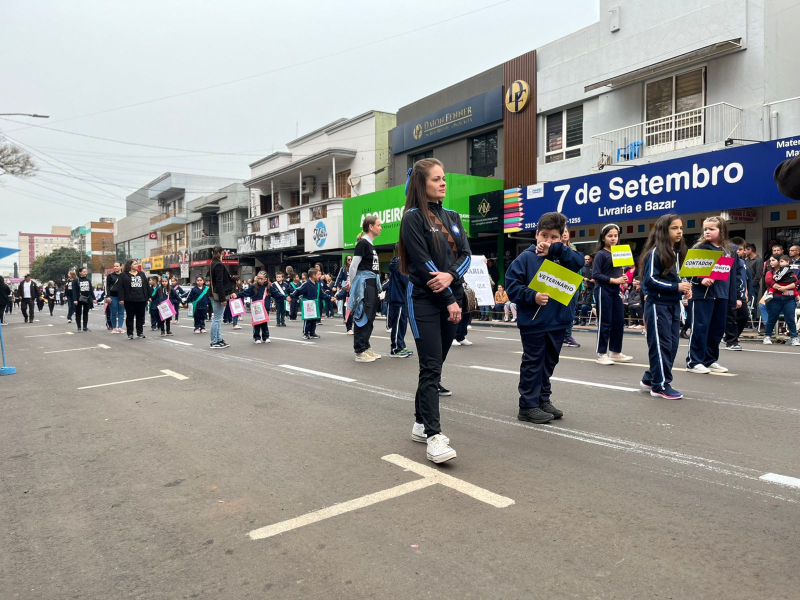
[18,226,73,275]
[242,111,396,277]
[115,172,242,279]
[72,219,116,284]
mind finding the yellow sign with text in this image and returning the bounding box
[678,249,724,277]
[611,244,634,267]
[528,259,584,306]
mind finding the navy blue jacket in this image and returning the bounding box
[592,248,623,287]
[270,280,292,301]
[640,247,683,305]
[505,241,584,333]
[690,242,740,308]
[152,286,180,307]
[237,283,271,311]
[387,257,408,306]
[185,285,211,311]
[291,280,330,302]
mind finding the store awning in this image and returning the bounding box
[584,38,743,92]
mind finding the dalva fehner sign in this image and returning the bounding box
[518,136,800,230]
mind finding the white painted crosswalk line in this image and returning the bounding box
[759,473,800,489]
[279,365,355,382]
[468,365,640,393]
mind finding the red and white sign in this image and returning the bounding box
[149,232,158,240]
[726,209,757,223]
[709,256,735,281]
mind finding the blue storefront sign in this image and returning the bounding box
[518,136,800,231]
[312,221,328,248]
[392,86,504,154]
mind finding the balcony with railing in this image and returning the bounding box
[149,209,188,231]
[593,103,743,167]
[189,235,220,249]
[152,244,186,256]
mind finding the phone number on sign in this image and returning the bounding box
[523,216,581,231]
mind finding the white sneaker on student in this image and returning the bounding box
[791,337,800,346]
[596,354,615,365]
[254,339,262,344]
[609,352,633,362]
[459,338,473,346]
[451,339,461,346]
[411,422,449,444]
[763,336,773,345]
[426,434,456,464]
[708,362,729,373]
[687,363,711,374]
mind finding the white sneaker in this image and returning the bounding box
[708,362,729,373]
[687,363,711,374]
[467,325,472,330]
[355,351,376,363]
[411,422,449,444]
[254,339,262,344]
[596,354,615,365]
[609,352,633,362]
[763,336,773,345]
[459,338,473,346]
[452,339,461,346]
[426,434,456,464]
[791,338,800,346]
[232,325,242,330]
[264,338,271,343]
[347,330,354,335]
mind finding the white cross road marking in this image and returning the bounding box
[279,365,356,383]
[8,324,54,329]
[328,331,391,341]
[44,344,111,354]
[270,336,316,345]
[161,338,193,346]
[533,354,738,377]
[248,454,514,541]
[25,332,74,338]
[486,337,518,341]
[468,365,641,393]
[759,473,800,489]
[77,369,188,390]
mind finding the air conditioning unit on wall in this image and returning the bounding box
[302,176,316,195]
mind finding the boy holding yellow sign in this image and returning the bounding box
[505,212,584,424]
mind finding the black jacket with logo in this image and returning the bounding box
[118,272,150,303]
[72,276,94,303]
[400,202,471,308]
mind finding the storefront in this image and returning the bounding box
[513,136,800,259]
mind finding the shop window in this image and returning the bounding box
[470,131,498,177]
[545,105,583,163]
[410,150,433,167]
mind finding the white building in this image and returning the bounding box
[242,111,396,275]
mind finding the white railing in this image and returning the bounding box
[593,103,743,167]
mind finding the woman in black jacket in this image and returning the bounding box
[118,259,150,339]
[43,281,57,316]
[0,276,10,324]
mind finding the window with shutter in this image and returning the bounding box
[545,106,582,163]
[335,170,352,198]
[645,68,705,148]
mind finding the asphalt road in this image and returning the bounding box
[2,304,799,600]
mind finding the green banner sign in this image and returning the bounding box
[342,174,504,250]
[678,249,724,277]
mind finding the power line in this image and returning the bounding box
[3,0,512,133]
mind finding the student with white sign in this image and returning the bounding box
[236,271,272,344]
[290,268,330,340]
[592,224,633,365]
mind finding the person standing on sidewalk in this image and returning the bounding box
[398,158,471,464]
[348,215,383,362]
[209,245,234,349]
[72,267,95,332]
[0,276,10,325]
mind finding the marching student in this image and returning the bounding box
[237,271,272,343]
[170,276,186,323]
[638,214,692,399]
[387,249,412,357]
[147,276,161,332]
[118,259,150,339]
[72,267,95,332]
[185,275,210,334]
[290,267,330,339]
[592,224,633,365]
[505,211,584,424]
[348,215,383,361]
[43,281,57,316]
[686,216,741,374]
[289,274,301,321]
[153,277,179,337]
[270,272,291,327]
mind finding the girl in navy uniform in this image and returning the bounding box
[153,277,180,337]
[185,276,210,334]
[639,214,692,399]
[592,224,632,365]
[238,271,272,343]
[686,216,740,374]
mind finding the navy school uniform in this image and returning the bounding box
[592,248,625,355]
[686,242,740,369]
[291,280,330,336]
[152,287,180,332]
[185,285,211,330]
[640,247,684,391]
[505,241,584,409]
[238,283,271,341]
[269,280,291,326]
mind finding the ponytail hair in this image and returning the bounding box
[398,158,445,274]
[357,214,379,241]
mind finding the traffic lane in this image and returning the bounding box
[252,327,800,480]
[4,322,799,599]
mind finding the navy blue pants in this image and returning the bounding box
[595,286,624,355]
[643,300,680,390]
[253,322,270,340]
[687,298,728,368]
[193,308,207,330]
[275,300,287,325]
[387,303,408,354]
[518,329,566,409]
[303,318,318,336]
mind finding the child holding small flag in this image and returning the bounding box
[505,212,584,424]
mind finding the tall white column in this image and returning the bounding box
[332,156,337,197]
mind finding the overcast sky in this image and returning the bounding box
[0,0,599,271]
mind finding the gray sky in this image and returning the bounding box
[0,0,599,271]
